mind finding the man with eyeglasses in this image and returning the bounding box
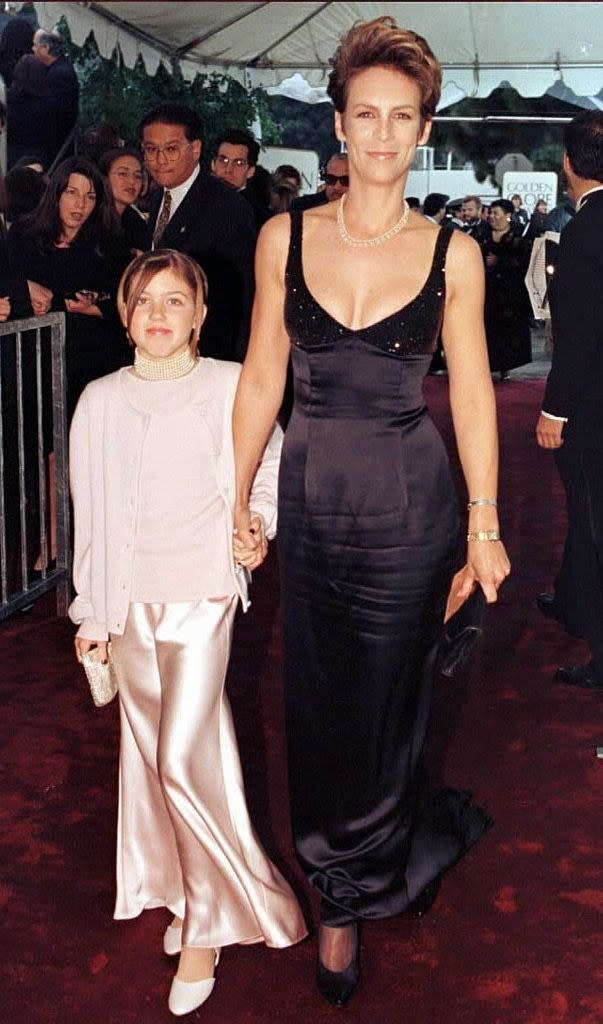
[291,153,349,211]
[211,130,270,230]
[139,103,256,362]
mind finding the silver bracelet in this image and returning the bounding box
[467,498,498,509]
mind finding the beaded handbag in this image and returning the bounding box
[80,644,118,707]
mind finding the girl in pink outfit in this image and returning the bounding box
[69,249,307,1017]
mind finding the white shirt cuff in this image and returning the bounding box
[541,410,568,422]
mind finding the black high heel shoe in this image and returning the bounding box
[316,922,360,1007]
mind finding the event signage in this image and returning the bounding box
[502,172,558,212]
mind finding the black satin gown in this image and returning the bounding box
[278,212,491,926]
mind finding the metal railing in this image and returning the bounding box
[0,313,70,620]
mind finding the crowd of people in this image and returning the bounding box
[1,9,601,1020]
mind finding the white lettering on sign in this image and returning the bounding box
[502,172,558,212]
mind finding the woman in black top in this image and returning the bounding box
[8,155,132,420]
[480,198,532,380]
[6,54,53,169]
[98,147,151,255]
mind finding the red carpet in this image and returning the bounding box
[1,378,601,1024]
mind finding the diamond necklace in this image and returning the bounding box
[337,193,410,247]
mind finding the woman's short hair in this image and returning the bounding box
[327,16,441,122]
[117,249,208,349]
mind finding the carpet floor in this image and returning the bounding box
[1,377,601,1024]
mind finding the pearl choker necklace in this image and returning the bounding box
[133,347,198,381]
[337,193,410,247]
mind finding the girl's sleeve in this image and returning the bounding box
[68,389,108,640]
[248,420,284,539]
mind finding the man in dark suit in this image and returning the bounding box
[140,103,256,362]
[210,128,270,230]
[535,110,603,689]
[31,29,79,163]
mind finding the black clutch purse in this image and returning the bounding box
[440,585,486,678]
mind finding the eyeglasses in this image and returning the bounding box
[214,154,249,168]
[325,174,349,187]
[141,142,193,163]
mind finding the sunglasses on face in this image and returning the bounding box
[325,174,349,187]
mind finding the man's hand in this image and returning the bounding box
[0,296,10,322]
[536,413,564,449]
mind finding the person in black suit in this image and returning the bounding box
[291,152,349,212]
[6,53,53,169]
[535,111,603,690]
[210,128,270,230]
[140,103,256,362]
[31,29,79,164]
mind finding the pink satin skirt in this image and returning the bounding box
[110,598,307,949]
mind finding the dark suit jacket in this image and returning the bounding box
[46,56,79,160]
[543,187,603,448]
[291,191,328,212]
[149,171,256,362]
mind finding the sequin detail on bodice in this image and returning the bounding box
[284,211,452,355]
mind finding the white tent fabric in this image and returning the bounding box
[34,2,603,106]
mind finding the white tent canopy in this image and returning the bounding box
[34,2,603,108]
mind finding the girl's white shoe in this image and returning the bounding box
[168,949,221,1017]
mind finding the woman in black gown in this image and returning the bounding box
[232,16,510,1007]
[480,198,532,381]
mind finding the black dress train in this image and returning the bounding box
[278,212,491,926]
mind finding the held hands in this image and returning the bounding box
[535,413,564,450]
[233,507,268,571]
[74,637,108,663]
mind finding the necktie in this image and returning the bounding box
[152,190,172,247]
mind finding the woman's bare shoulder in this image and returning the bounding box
[258,211,290,244]
[440,225,483,267]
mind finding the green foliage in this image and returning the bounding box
[54,16,280,161]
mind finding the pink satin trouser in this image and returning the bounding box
[110,599,307,949]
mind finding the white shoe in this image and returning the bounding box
[168,950,221,1017]
[163,922,183,956]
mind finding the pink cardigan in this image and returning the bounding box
[68,358,282,640]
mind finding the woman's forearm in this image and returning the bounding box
[233,367,285,509]
[449,383,500,528]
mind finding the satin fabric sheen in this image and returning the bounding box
[111,599,307,948]
[279,215,486,926]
